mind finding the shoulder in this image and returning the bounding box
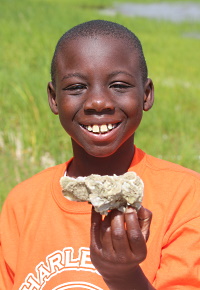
[11,163,66,190]
[143,150,200,180]
[135,149,200,229]
[132,148,200,212]
[3,163,67,207]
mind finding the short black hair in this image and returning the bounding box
[51,20,148,85]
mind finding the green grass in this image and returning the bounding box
[1,0,200,207]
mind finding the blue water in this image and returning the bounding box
[100,2,200,23]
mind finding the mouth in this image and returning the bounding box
[80,122,121,134]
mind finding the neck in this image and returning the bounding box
[68,137,135,177]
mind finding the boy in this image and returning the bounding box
[0,20,200,290]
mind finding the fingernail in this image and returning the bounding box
[125,207,136,213]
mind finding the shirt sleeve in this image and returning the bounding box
[0,239,14,289]
[154,217,200,290]
[0,197,20,290]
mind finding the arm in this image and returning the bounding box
[90,206,155,290]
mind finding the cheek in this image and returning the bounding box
[57,101,82,138]
[133,105,144,121]
[124,98,144,118]
[57,97,77,120]
[57,104,72,131]
[125,101,144,132]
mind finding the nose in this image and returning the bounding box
[83,87,115,113]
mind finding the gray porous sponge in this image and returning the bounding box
[60,172,144,215]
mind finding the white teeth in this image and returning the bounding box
[87,125,93,132]
[100,124,108,133]
[92,125,100,133]
[84,123,118,134]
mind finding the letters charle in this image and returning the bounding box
[19,247,102,290]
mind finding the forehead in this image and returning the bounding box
[54,36,143,84]
[57,35,139,66]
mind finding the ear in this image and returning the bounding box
[47,82,58,115]
[143,78,154,111]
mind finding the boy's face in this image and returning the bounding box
[48,36,154,158]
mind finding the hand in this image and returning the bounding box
[90,206,152,289]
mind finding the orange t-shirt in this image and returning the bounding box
[0,147,200,289]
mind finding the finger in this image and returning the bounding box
[137,206,152,242]
[90,207,102,251]
[110,210,130,254]
[125,207,147,259]
[100,212,115,254]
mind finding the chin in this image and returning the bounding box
[85,146,119,158]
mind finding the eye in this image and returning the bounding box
[110,82,132,92]
[63,84,87,94]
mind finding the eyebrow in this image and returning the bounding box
[61,71,134,82]
[61,73,87,81]
[108,71,134,78]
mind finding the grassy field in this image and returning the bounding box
[1,0,200,207]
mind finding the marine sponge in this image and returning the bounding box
[60,172,144,215]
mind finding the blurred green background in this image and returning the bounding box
[1,0,200,207]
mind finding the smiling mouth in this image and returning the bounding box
[80,123,121,134]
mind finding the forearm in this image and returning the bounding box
[103,266,156,290]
